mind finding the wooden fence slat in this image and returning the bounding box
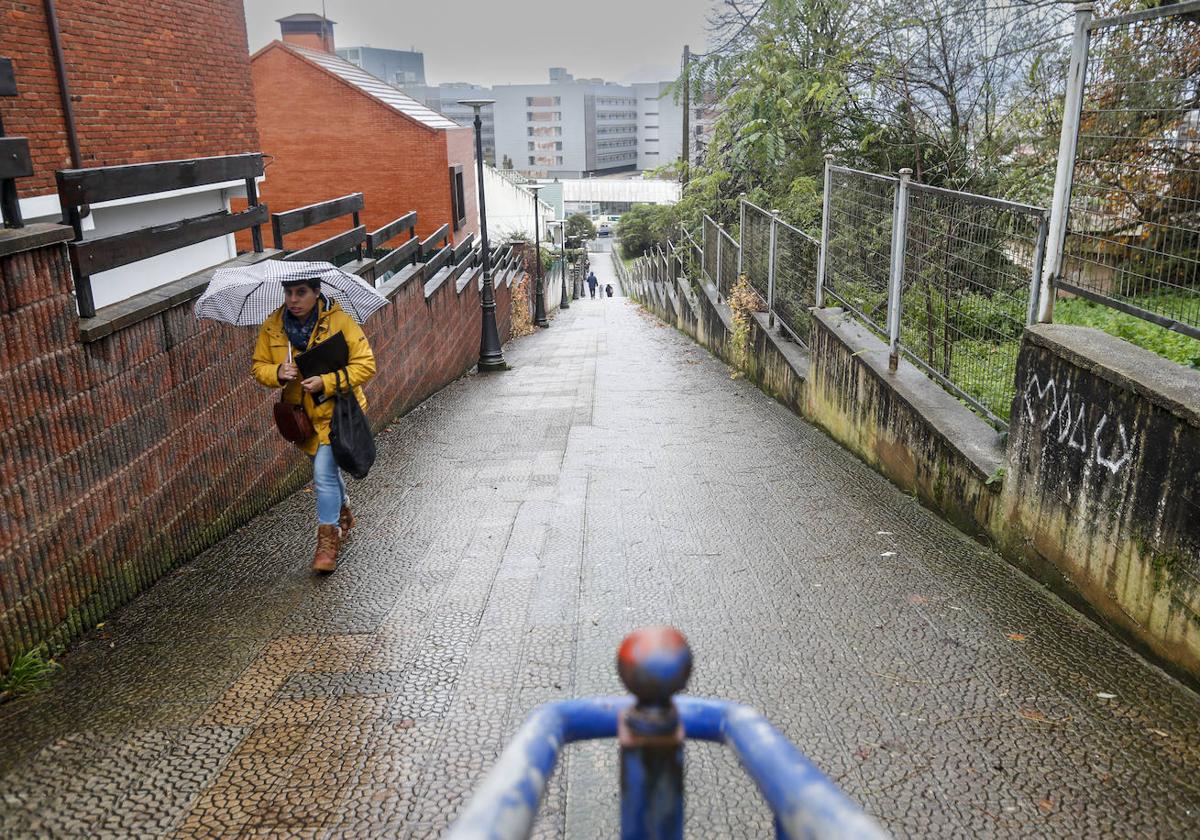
[56,153,264,206]
[71,204,269,276]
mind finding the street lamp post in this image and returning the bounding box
[528,183,550,328]
[552,220,570,310]
[458,98,506,371]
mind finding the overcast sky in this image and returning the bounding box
[242,0,713,87]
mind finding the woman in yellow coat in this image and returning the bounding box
[251,275,376,573]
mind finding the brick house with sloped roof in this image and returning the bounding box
[1,0,260,308]
[244,17,478,252]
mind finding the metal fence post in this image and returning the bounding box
[816,154,834,308]
[887,168,912,373]
[1039,2,1094,323]
[737,196,746,279]
[701,218,707,280]
[715,228,723,300]
[766,210,779,329]
[1027,213,1050,326]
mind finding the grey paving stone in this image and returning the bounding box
[0,259,1198,839]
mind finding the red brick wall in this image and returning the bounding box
[1,0,259,196]
[0,233,522,671]
[243,45,478,252]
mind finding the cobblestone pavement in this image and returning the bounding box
[3,256,1200,839]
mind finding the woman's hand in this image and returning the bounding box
[277,361,300,383]
[301,376,325,395]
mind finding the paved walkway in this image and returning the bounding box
[2,254,1200,838]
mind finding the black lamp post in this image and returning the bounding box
[552,220,570,309]
[528,183,550,328]
[458,99,505,371]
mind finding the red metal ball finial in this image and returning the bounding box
[617,626,692,705]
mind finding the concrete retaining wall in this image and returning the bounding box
[999,325,1200,678]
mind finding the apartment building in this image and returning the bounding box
[403,83,496,165]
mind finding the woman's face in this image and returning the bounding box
[284,283,319,320]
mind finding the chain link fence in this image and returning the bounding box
[1060,4,1200,339]
[718,226,739,300]
[741,200,772,303]
[774,220,819,345]
[900,184,1048,425]
[702,215,720,286]
[823,167,897,337]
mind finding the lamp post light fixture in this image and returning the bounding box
[528,183,550,328]
[552,219,570,310]
[458,98,505,371]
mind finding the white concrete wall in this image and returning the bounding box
[482,165,558,243]
[20,183,243,311]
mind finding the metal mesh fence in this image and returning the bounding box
[680,227,704,279]
[900,184,1048,426]
[1062,7,1200,338]
[824,167,896,336]
[774,221,819,344]
[718,226,739,299]
[702,216,719,284]
[741,200,773,303]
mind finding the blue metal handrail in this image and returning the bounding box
[447,628,889,840]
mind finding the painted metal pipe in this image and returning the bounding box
[1038,3,1094,323]
[446,695,888,840]
[816,154,834,309]
[887,169,912,372]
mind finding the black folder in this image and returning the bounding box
[295,330,349,379]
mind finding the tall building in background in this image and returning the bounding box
[403,83,496,165]
[633,81,682,173]
[490,70,647,179]
[337,45,426,86]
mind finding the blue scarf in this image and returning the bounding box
[283,297,323,352]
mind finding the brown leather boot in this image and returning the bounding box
[339,504,355,537]
[312,524,340,573]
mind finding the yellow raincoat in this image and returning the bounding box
[252,297,376,456]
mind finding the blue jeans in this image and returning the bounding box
[311,444,348,526]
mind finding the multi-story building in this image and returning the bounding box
[337,44,426,86]
[633,81,683,173]
[403,83,495,165]
[490,72,646,179]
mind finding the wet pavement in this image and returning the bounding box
[2,253,1200,838]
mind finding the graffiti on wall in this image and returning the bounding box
[1023,373,1133,476]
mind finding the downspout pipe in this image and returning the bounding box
[43,0,88,217]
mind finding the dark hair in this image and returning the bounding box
[282,276,321,293]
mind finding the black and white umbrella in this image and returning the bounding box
[194,260,388,326]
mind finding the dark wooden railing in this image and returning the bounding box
[273,192,365,264]
[56,152,267,317]
[0,58,34,229]
[368,211,418,278]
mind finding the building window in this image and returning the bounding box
[529,156,536,165]
[526,96,560,106]
[449,165,466,231]
[528,141,535,150]
[644,112,658,117]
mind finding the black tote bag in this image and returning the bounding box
[329,369,376,480]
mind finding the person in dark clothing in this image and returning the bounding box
[587,271,598,298]
[605,284,613,297]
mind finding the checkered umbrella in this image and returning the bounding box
[194,260,388,326]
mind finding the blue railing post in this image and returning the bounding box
[617,626,692,840]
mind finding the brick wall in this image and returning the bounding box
[242,45,478,252]
[0,230,521,672]
[1,0,259,196]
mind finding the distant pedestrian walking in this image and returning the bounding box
[587,271,598,299]
[605,284,613,298]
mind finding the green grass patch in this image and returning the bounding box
[1,645,61,702]
[1055,294,1200,369]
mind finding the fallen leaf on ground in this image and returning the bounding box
[1038,798,1054,814]
[854,746,871,761]
[907,594,928,605]
[1148,728,1170,738]
[1005,632,1028,642]
[1019,707,1047,722]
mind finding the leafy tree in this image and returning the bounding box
[617,204,679,258]
[565,213,596,240]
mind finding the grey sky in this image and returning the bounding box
[242,0,712,87]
